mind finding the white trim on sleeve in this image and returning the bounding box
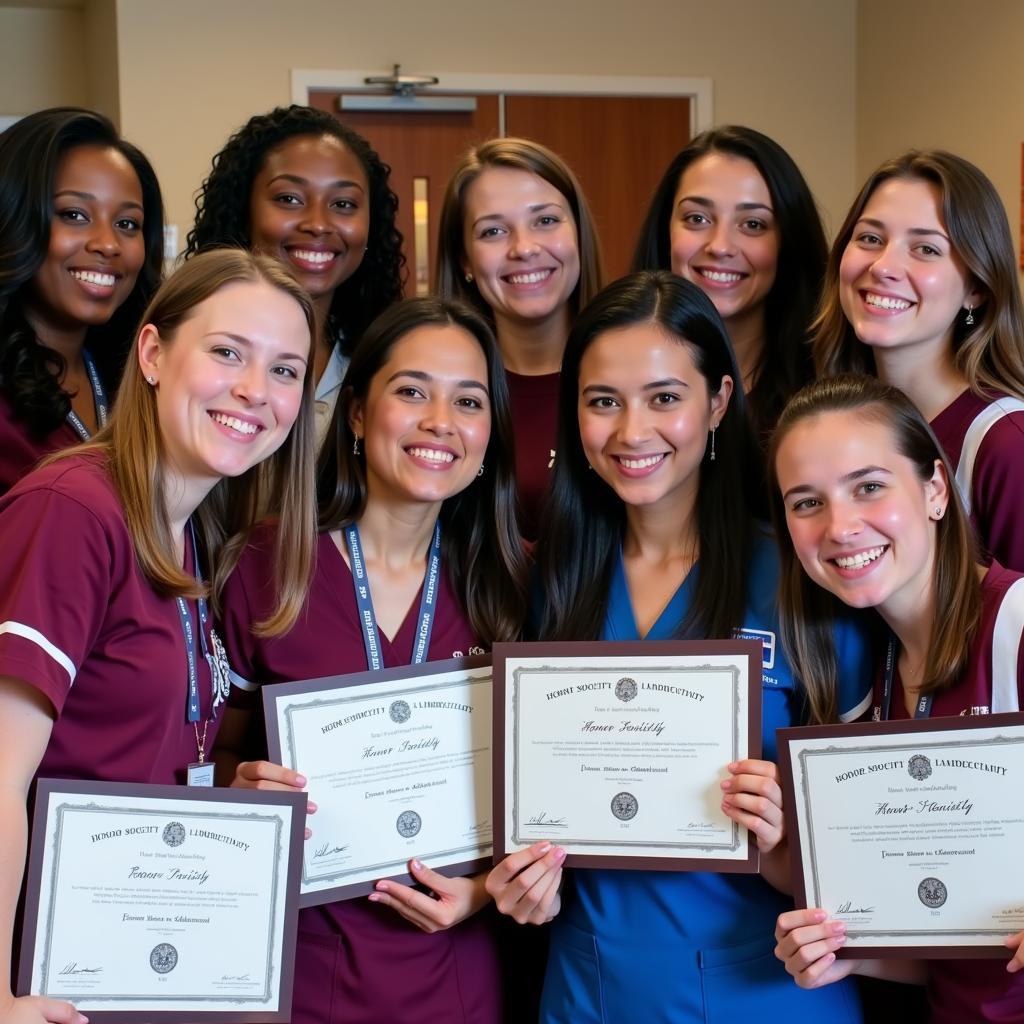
[955,397,1024,515]
[839,688,873,723]
[0,620,77,683]
[990,578,1024,714]
[229,668,258,692]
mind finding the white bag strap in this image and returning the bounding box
[990,577,1024,714]
[954,397,1024,515]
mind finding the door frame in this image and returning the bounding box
[291,70,713,134]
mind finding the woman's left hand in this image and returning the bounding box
[1005,930,1024,973]
[367,861,489,934]
[720,758,784,854]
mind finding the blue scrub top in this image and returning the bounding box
[540,534,868,1024]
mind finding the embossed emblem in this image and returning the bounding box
[907,754,932,781]
[150,943,178,974]
[162,821,186,847]
[396,810,422,838]
[918,877,947,908]
[389,700,412,724]
[614,677,638,703]
[610,792,638,821]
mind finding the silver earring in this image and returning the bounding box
[146,375,156,385]
[935,506,944,518]
[965,306,975,326]
[464,272,473,283]
[709,426,717,462]
[477,463,485,477]
[352,436,361,457]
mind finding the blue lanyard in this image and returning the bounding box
[174,524,214,724]
[879,635,933,721]
[65,349,109,441]
[344,521,442,671]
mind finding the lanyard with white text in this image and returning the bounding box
[879,635,933,721]
[65,349,109,441]
[344,521,442,671]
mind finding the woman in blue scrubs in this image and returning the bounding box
[487,271,868,1023]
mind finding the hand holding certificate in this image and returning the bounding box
[778,713,1024,957]
[494,640,762,871]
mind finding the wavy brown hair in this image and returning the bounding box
[55,249,319,636]
[813,150,1024,400]
[769,374,980,724]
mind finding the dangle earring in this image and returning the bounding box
[477,463,485,477]
[964,306,975,326]
[352,435,362,457]
[709,426,717,462]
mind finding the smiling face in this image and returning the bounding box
[775,409,948,619]
[139,280,310,495]
[248,133,370,311]
[350,324,491,508]
[578,322,731,517]
[24,144,146,343]
[839,177,979,361]
[668,152,779,332]
[461,166,580,331]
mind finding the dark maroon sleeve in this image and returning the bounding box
[972,413,1024,573]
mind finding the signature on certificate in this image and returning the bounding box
[59,963,103,975]
[312,842,349,859]
[526,811,568,827]
[836,900,876,914]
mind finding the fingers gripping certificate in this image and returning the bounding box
[494,641,762,871]
[264,656,492,905]
[778,713,1024,957]
[19,781,304,1021]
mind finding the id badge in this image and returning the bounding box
[187,761,215,787]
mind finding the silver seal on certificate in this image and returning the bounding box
[396,810,422,838]
[389,699,411,724]
[162,821,186,847]
[907,754,932,781]
[614,677,637,702]
[918,877,948,908]
[149,943,178,974]
[610,792,638,821]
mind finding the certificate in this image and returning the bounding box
[778,713,1024,957]
[494,640,762,871]
[18,780,305,1021]
[264,656,492,905]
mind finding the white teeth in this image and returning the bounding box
[408,447,455,463]
[700,269,742,283]
[619,454,665,469]
[507,270,551,285]
[211,413,259,435]
[291,249,336,264]
[865,293,911,311]
[71,270,116,287]
[834,546,886,569]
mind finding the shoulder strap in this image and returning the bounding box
[955,397,1024,515]
[990,576,1024,713]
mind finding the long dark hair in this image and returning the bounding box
[186,105,404,353]
[0,107,164,436]
[633,126,826,441]
[536,270,761,641]
[769,374,980,724]
[318,296,527,643]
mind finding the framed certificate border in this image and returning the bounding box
[493,640,762,872]
[18,779,305,1022]
[263,655,492,906]
[778,712,1024,959]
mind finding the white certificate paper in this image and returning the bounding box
[494,640,762,871]
[19,781,304,1020]
[264,656,492,905]
[779,713,1024,956]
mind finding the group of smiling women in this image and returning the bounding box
[1,102,1022,1024]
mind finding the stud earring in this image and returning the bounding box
[146,375,156,385]
[934,506,944,518]
[964,306,975,326]
[352,436,362,457]
[464,272,473,283]
[709,426,717,462]
[477,463,485,478]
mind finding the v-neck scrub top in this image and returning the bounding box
[222,527,502,1024]
[538,535,869,1024]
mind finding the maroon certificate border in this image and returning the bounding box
[18,778,305,1022]
[492,639,762,873]
[778,711,1024,959]
[263,654,492,906]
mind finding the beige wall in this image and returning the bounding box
[107,0,857,248]
[856,0,1024,270]
[0,5,88,115]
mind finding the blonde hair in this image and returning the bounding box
[62,248,318,636]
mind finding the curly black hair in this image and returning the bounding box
[0,107,165,437]
[186,105,405,353]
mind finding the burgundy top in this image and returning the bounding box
[931,388,1024,572]
[222,527,502,1024]
[0,453,217,785]
[505,369,559,541]
[871,561,1024,1022]
[0,391,80,497]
